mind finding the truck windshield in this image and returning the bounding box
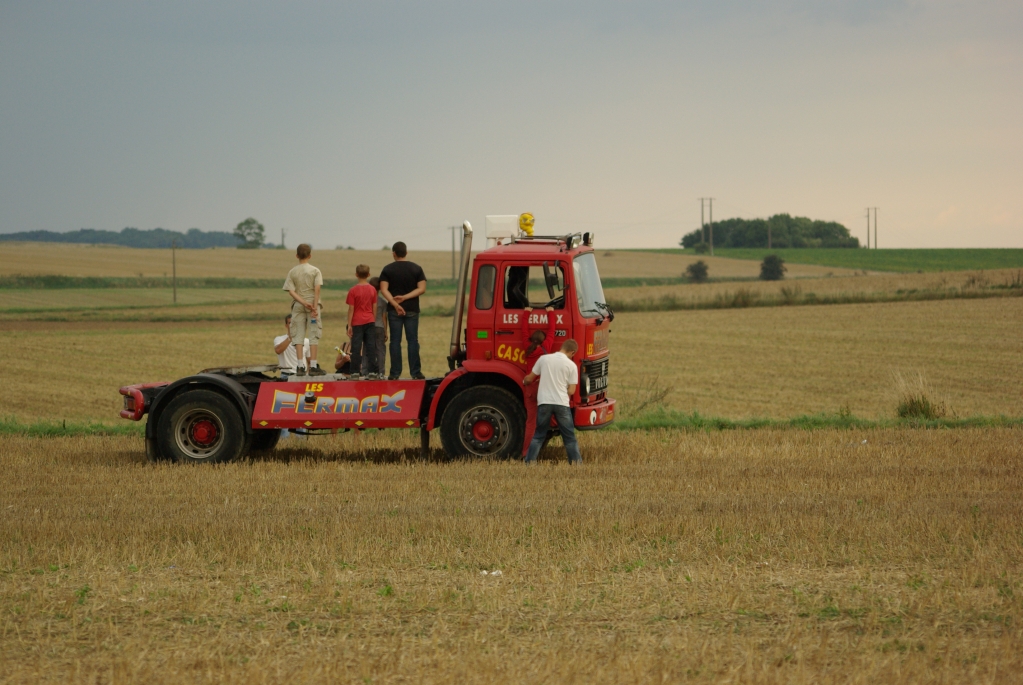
[573,253,606,318]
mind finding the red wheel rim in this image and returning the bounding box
[191,419,218,446]
[471,420,494,442]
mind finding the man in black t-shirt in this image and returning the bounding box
[379,241,428,379]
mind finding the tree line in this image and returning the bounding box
[0,227,242,249]
[680,214,860,249]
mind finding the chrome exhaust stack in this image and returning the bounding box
[448,221,473,371]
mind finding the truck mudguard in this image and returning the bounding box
[425,368,468,431]
[145,373,256,440]
[426,360,526,431]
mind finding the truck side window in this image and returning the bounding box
[474,265,496,310]
[504,266,530,309]
[503,265,566,309]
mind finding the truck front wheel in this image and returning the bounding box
[440,386,525,459]
[156,389,248,464]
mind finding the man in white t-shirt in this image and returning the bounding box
[273,315,311,375]
[521,339,581,464]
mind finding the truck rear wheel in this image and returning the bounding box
[156,389,247,464]
[440,386,525,459]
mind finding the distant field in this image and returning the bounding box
[607,268,1023,311]
[660,248,1023,272]
[0,242,854,280]
[3,269,1019,322]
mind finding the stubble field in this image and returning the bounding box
[1,297,1020,424]
[2,427,1022,683]
[1,247,1021,683]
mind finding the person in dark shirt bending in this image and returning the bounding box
[521,305,557,367]
[379,241,427,380]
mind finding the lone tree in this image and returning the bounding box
[685,260,709,283]
[233,218,265,249]
[760,254,786,281]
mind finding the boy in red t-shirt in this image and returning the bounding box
[345,264,379,379]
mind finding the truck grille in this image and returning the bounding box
[582,357,609,398]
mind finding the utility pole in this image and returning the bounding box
[171,238,177,304]
[872,208,878,249]
[448,225,459,280]
[708,197,715,256]
[699,199,706,243]
[865,209,871,249]
[280,228,286,250]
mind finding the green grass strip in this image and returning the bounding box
[6,282,1020,323]
[636,248,1023,273]
[0,275,464,291]
[0,303,460,323]
[608,284,1023,313]
[613,408,1023,431]
[0,274,755,291]
[0,416,144,437]
[3,410,1019,440]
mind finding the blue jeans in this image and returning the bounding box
[387,311,421,378]
[525,404,581,464]
[361,326,387,376]
[349,323,378,375]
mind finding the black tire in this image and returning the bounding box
[439,386,526,459]
[249,429,281,454]
[145,435,170,462]
[156,389,248,464]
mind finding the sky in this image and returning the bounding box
[1,1,1021,249]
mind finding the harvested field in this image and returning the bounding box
[0,286,458,317]
[1,428,1020,683]
[606,269,1023,310]
[1,297,1020,425]
[3,270,1020,325]
[0,288,464,323]
[611,297,1023,420]
[0,243,855,280]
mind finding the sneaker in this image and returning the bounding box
[387,376,400,381]
[349,372,361,381]
[308,366,327,376]
[412,373,426,380]
[295,367,307,376]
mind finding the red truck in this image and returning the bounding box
[119,221,616,462]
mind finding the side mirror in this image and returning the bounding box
[543,261,560,291]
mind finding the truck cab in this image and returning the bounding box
[427,229,615,458]
[465,236,611,409]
